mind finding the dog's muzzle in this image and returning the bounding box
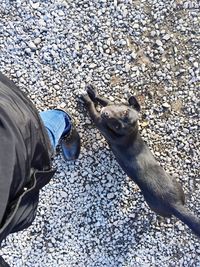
[101,107,110,119]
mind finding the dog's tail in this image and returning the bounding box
[171,204,200,238]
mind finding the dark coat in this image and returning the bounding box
[0,73,56,264]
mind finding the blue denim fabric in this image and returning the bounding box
[39,110,71,150]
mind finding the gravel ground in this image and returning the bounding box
[0,0,200,266]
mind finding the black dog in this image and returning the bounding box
[81,85,200,237]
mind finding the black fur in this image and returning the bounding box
[81,85,200,237]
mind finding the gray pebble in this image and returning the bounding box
[162,102,171,108]
[156,40,163,46]
[27,41,37,51]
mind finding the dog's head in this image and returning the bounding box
[100,96,140,137]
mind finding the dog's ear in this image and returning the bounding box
[128,96,141,112]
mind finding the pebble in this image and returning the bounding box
[132,23,139,29]
[89,63,97,69]
[107,193,115,199]
[156,70,163,77]
[163,34,170,41]
[24,47,32,54]
[59,102,66,109]
[38,19,46,27]
[31,2,40,9]
[151,30,156,37]
[60,191,68,198]
[125,62,131,72]
[162,102,171,109]
[27,41,37,51]
[156,40,163,46]
[34,37,42,45]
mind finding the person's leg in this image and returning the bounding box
[0,256,11,267]
[39,110,71,150]
[40,109,80,161]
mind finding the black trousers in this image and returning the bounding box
[0,256,10,267]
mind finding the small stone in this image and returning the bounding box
[156,70,163,77]
[132,66,139,72]
[177,223,185,231]
[38,19,46,27]
[163,34,170,41]
[25,48,32,54]
[151,30,156,37]
[125,63,131,72]
[162,102,171,109]
[27,41,37,51]
[109,96,115,101]
[129,214,135,219]
[34,37,42,45]
[132,23,139,29]
[54,85,60,90]
[75,41,79,50]
[98,66,104,72]
[95,221,101,227]
[43,53,51,61]
[69,176,75,183]
[155,151,161,156]
[89,63,97,69]
[193,62,198,68]
[85,184,90,190]
[60,191,68,198]
[120,39,127,46]
[16,70,22,78]
[131,51,137,59]
[183,128,189,134]
[156,40,163,46]
[31,2,40,9]
[140,121,149,127]
[58,10,65,16]
[158,47,165,54]
[59,102,66,109]
[107,193,115,199]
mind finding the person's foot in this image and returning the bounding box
[60,122,81,161]
[54,108,81,161]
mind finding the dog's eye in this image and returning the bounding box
[123,115,129,123]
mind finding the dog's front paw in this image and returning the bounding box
[80,91,92,106]
[86,84,97,102]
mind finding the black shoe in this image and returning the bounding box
[54,108,81,161]
[60,125,81,161]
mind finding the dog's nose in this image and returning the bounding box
[101,112,110,119]
[101,108,110,118]
[103,111,110,117]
